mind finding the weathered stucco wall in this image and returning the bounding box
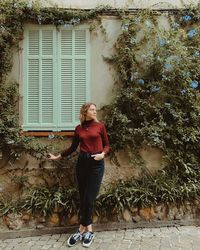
[7,7,169,191]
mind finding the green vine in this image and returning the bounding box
[105,7,200,173]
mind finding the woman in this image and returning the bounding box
[48,102,110,247]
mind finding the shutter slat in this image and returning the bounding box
[74,59,86,120]
[60,59,73,123]
[75,30,86,56]
[42,30,53,55]
[28,30,39,55]
[41,59,53,123]
[61,30,72,56]
[27,59,39,123]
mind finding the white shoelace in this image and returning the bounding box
[84,232,93,240]
[73,231,81,240]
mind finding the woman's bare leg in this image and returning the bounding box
[86,224,93,232]
[79,224,86,233]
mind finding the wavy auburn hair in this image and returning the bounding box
[79,102,98,124]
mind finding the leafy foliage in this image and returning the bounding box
[0,186,79,217]
[21,186,79,216]
[105,7,200,174]
[1,165,200,218]
[95,165,200,216]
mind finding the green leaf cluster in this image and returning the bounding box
[95,165,200,216]
[105,7,200,173]
[0,186,78,217]
[1,165,200,217]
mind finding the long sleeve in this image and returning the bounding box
[101,123,110,155]
[60,132,80,158]
[61,121,109,156]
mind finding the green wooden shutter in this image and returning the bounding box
[59,30,73,125]
[23,25,90,131]
[26,30,40,125]
[58,28,90,130]
[23,27,56,130]
[41,30,54,125]
[74,30,88,121]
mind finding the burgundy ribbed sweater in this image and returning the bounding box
[61,120,110,157]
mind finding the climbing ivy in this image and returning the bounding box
[104,6,200,175]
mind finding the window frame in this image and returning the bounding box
[22,24,90,132]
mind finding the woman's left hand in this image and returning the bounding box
[91,152,105,161]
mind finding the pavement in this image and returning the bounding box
[0,226,200,250]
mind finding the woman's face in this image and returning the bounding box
[85,104,97,120]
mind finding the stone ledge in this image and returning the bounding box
[0,219,199,240]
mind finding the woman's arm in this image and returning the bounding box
[60,134,80,158]
[92,123,110,161]
[101,123,110,155]
[48,129,80,160]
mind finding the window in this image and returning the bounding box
[22,25,90,131]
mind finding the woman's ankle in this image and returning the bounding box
[86,224,93,232]
[79,224,86,234]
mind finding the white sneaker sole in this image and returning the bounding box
[67,237,77,247]
[67,235,82,247]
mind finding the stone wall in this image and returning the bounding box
[0,136,165,203]
[1,200,199,230]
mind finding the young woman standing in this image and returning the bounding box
[48,103,110,247]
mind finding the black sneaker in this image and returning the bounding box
[82,231,95,247]
[67,229,83,247]
[82,232,87,240]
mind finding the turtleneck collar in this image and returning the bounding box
[82,119,95,128]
